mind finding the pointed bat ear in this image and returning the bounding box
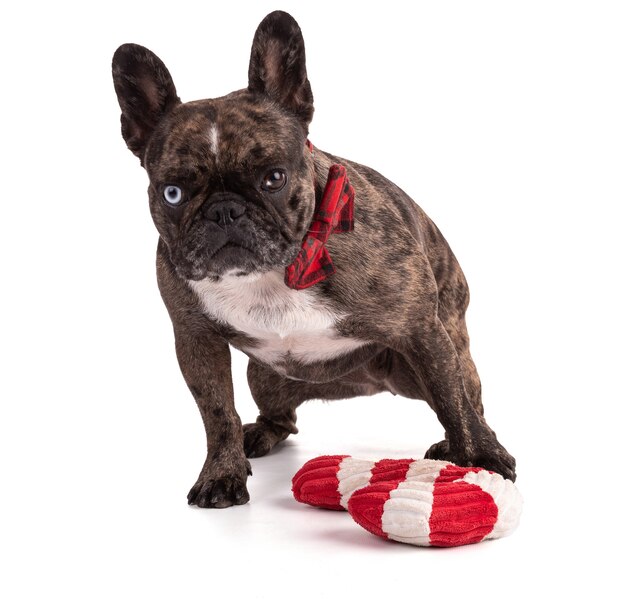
[112,43,180,162]
[247,11,314,130]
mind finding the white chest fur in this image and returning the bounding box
[188,270,366,365]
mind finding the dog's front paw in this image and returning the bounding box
[187,475,250,508]
[424,439,452,462]
[188,458,252,509]
[474,443,517,482]
[425,438,517,482]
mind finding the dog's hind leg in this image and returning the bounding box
[243,359,383,458]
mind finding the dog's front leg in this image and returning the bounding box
[174,325,251,508]
[403,317,517,481]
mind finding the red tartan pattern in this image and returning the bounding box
[284,158,355,290]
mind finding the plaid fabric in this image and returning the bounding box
[285,158,355,290]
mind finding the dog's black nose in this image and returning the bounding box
[205,200,246,228]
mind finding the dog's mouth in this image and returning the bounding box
[175,240,272,281]
[170,216,302,282]
[210,241,254,262]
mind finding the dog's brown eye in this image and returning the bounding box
[261,170,287,192]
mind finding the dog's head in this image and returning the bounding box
[112,11,316,280]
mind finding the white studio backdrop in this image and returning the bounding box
[1,1,624,598]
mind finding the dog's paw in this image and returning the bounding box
[243,420,290,458]
[187,474,250,508]
[425,439,517,482]
[424,439,451,462]
[474,445,517,482]
[243,422,276,458]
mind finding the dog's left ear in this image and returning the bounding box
[248,11,314,130]
[112,43,180,163]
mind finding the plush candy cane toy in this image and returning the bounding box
[292,455,522,548]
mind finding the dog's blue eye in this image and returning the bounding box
[163,185,183,205]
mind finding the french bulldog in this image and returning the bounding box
[112,10,516,508]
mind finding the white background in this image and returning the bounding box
[2,1,625,598]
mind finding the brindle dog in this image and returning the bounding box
[112,10,516,508]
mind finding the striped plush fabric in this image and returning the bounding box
[292,455,522,548]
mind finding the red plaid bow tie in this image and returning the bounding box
[284,144,355,290]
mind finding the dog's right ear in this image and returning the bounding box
[112,44,180,162]
[248,11,314,130]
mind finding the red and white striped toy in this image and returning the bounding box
[292,455,522,547]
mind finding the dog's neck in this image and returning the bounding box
[284,142,355,290]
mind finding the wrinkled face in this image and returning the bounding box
[112,11,317,280]
[145,94,315,280]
